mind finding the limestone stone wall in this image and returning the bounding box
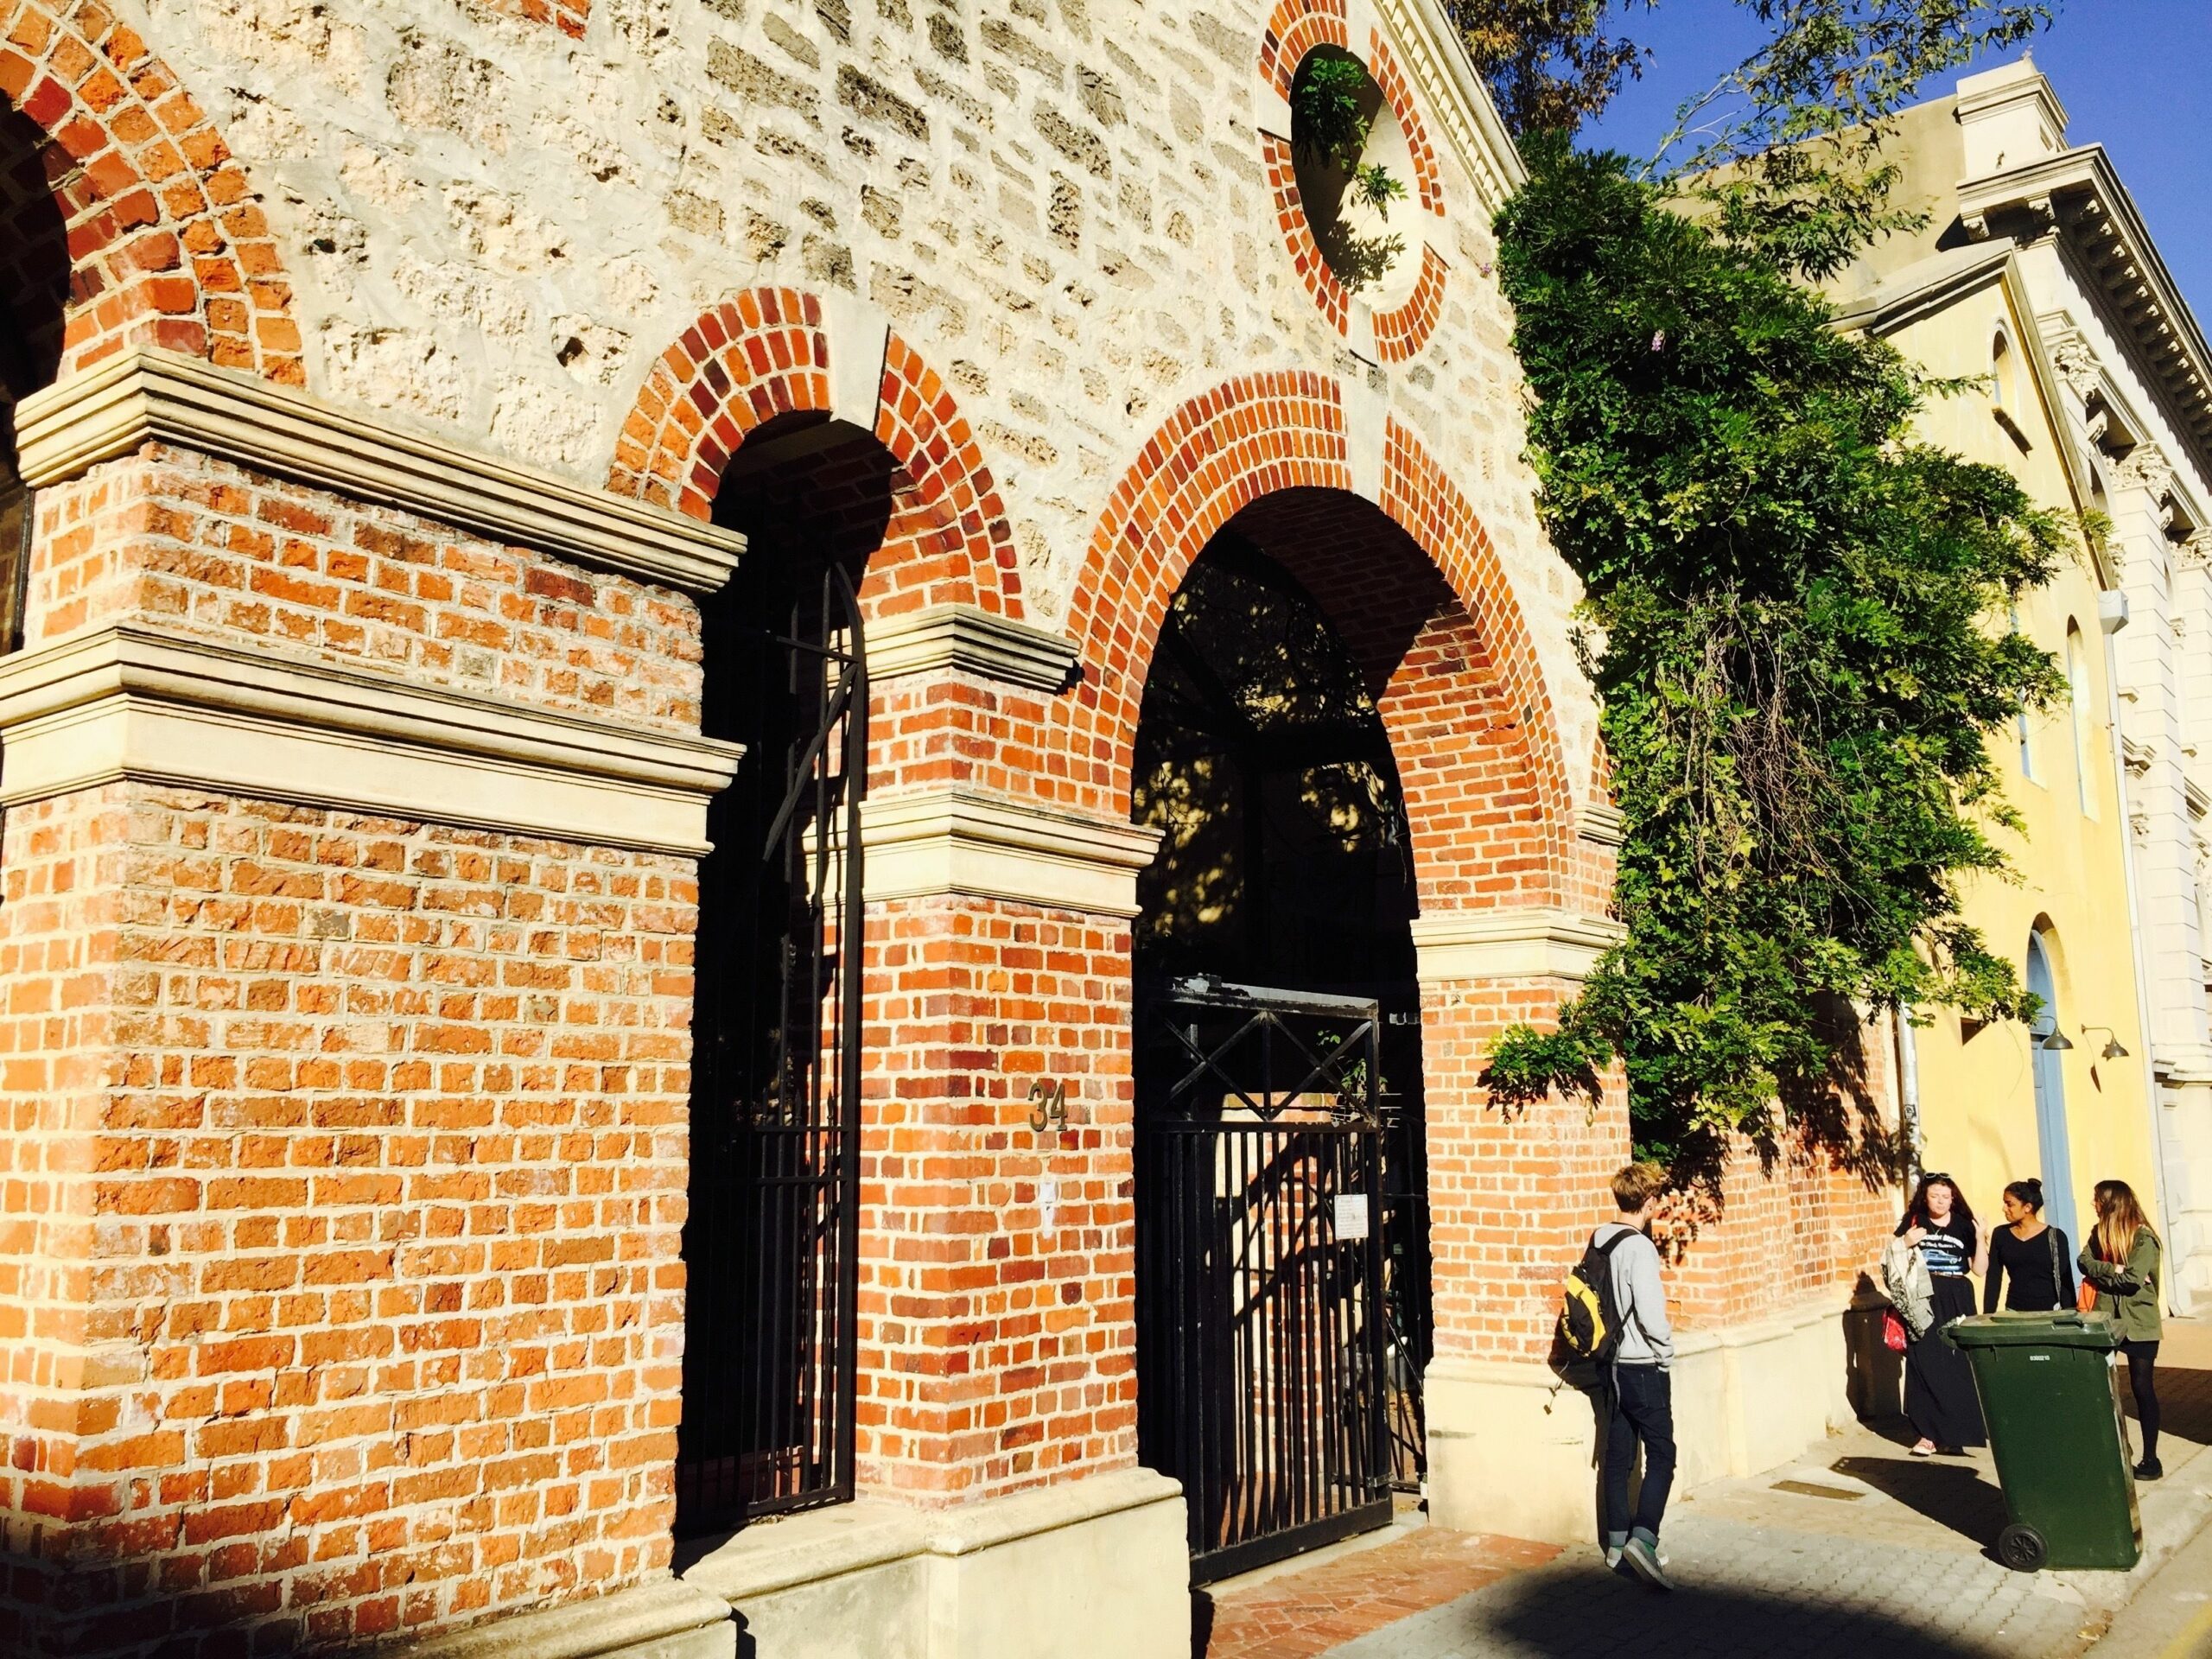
[129,0,1597,770]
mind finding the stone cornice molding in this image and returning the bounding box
[1579,801,1625,848]
[1376,0,1527,213]
[1960,147,2212,468]
[1408,905,1624,983]
[857,790,1164,917]
[864,603,1078,691]
[0,625,742,855]
[11,349,746,594]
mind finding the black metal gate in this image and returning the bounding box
[1135,977,1395,1583]
[677,561,867,1534]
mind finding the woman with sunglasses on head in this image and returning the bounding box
[1983,1178,2076,1313]
[2080,1179,2164,1480]
[1889,1172,1987,1456]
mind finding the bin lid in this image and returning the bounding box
[1943,1310,2119,1351]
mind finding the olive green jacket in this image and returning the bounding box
[2079,1228,2163,1343]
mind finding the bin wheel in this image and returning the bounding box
[1998,1523,2048,1573]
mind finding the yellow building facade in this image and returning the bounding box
[1837,251,2159,1249]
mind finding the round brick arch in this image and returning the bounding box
[0,0,301,385]
[609,286,1026,619]
[1061,370,1578,904]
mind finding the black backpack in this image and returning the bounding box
[1559,1227,1636,1366]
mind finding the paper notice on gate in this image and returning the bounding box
[1333,1194,1370,1241]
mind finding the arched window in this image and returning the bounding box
[2066,623,2096,816]
[2011,607,2037,782]
[1992,326,2018,413]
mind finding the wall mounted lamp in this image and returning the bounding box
[2038,1029,2075,1052]
[2081,1024,2130,1061]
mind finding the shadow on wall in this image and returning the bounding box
[1844,1274,1905,1421]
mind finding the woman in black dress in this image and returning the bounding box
[1897,1173,1986,1455]
[1984,1177,2075,1313]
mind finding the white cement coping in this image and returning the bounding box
[0,624,743,855]
[12,348,745,594]
[391,1579,731,1658]
[864,602,1078,691]
[858,788,1164,917]
[1408,905,1624,982]
[681,1467,1184,1604]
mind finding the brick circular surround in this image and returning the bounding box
[1257,0,1448,362]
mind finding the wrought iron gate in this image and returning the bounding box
[677,562,867,1533]
[1135,977,1395,1582]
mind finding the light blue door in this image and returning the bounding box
[2025,933,2080,1245]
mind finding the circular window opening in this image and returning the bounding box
[1289,46,1420,308]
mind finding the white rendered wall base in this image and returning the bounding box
[681,1468,1189,1659]
[1426,1298,1859,1545]
[390,1580,736,1658]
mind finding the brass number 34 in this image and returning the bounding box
[1027,1079,1070,1134]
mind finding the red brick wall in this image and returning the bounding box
[1422,980,1634,1359]
[853,895,1138,1501]
[1664,1070,1904,1332]
[0,0,301,384]
[0,784,697,1653]
[27,448,702,731]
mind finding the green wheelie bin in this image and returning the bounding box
[1944,1310,2141,1572]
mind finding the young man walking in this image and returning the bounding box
[1597,1160,1676,1590]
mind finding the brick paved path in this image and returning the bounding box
[1193,1330,2212,1659]
[1199,1530,1561,1659]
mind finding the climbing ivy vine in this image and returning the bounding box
[1481,137,2072,1171]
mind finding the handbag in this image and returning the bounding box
[1882,1306,1909,1352]
[2077,1235,2102,1314]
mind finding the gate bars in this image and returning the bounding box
[677,562,867,1533]
[1135,977,1397,1582]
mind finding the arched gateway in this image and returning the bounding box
[625,323,1622,1585]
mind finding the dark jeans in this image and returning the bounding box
[1602,1363,1677,1543]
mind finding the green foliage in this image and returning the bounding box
[1486,139,2069,1167]
[1293,55,1375,168]
[1653,0,2055,277]
[1351,162,1408,217]
[1448,0,2054,277]
[1449,0,1657,137]
[1290,52,1408,290]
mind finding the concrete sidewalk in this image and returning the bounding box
[1199,1319,2212,1659]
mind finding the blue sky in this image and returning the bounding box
[1579,0,2212,321]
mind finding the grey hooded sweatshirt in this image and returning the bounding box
[1593,1221,1675,1370]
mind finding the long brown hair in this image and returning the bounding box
[2092,1179,2152,1266]
[1896,1173,1974,1236]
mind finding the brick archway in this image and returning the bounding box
[1061,370,1576,902]
[609,286,1025,619]
[0,0,301,385]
